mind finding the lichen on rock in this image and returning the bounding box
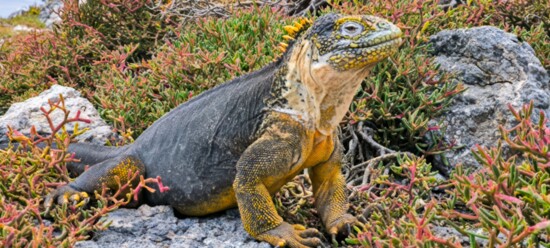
[75,205,271,248]
[0,84,117,145]
[429,26,550,169]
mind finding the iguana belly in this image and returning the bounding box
[169,131,333,216]
[173,187,237,216]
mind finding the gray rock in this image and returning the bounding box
[0,84,116,145]
[438,0,464,9]
[429,225,508,247]
[429,225,469,245]
[12,25,37,32]
[429,26,550,169]
[39,0,88,28]
[74,205,271,248]
[39,0,63,28]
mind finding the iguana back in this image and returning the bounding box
[131,61,279,206]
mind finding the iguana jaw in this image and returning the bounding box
[271,14,402,136]
[326,36,402,70]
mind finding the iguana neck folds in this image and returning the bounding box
[268,39,372,136]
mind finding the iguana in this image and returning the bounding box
[42,13,402,247]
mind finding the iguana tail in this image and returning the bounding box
[0,141,128,176]
[66,143,129,175]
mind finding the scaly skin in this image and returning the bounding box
[43,13,402,247]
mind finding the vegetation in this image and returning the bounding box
[0,6,44,39]
[0,97,167,247]
[341,101,550,247]
[0,0,548,246]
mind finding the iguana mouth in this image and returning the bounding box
[323,27,402,70]
[344,36,402,52]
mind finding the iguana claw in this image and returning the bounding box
[257,222,322,248]
[327,214,357,238]
[44,185,90,212]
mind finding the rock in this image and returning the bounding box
[429,225,469,246]
[39,0,88,28]
[39,0,63,28]
[429,26,550,169]
[0,84,116,145]
[437,0,464,10]
[12,25,37,32]
[74,205,271,248]
[430,225,507,247]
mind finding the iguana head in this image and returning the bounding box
[281,14,402,71]
[273,14,402,134]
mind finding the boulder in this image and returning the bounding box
[74,205,270,248]
[39,0,63,28]
[429,26,550,169]
[12,25,37,32]
[39,0,89,28]
[0,84,116,145]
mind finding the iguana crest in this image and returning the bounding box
[278,17,313,52]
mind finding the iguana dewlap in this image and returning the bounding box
[44,13,402,248]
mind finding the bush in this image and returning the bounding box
[60,0,174,60]
[441,102,550,246]
[343,101,550,247]
[0,0,549,246]
[92,5,293,136]
[0,0,179,114]
[0,97,167,246]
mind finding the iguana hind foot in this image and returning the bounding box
[44,155,145,211]
[44,186,90,212]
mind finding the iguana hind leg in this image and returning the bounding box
[44,154,145,210]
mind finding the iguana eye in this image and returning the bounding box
[341,22,363,36]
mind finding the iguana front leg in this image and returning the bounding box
[309,137,356,237]
[233,122,322,248]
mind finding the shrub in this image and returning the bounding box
[344,101,550,247]
[92,5,293,136]
[1,0,549,246]
[0,97,167,247]
[0,0,180,114]
[59,0,174,60]
[344,155,456,247]
[440,102,550,246]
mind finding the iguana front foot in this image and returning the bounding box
[44,185,90,211]
[256,222,322,248]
